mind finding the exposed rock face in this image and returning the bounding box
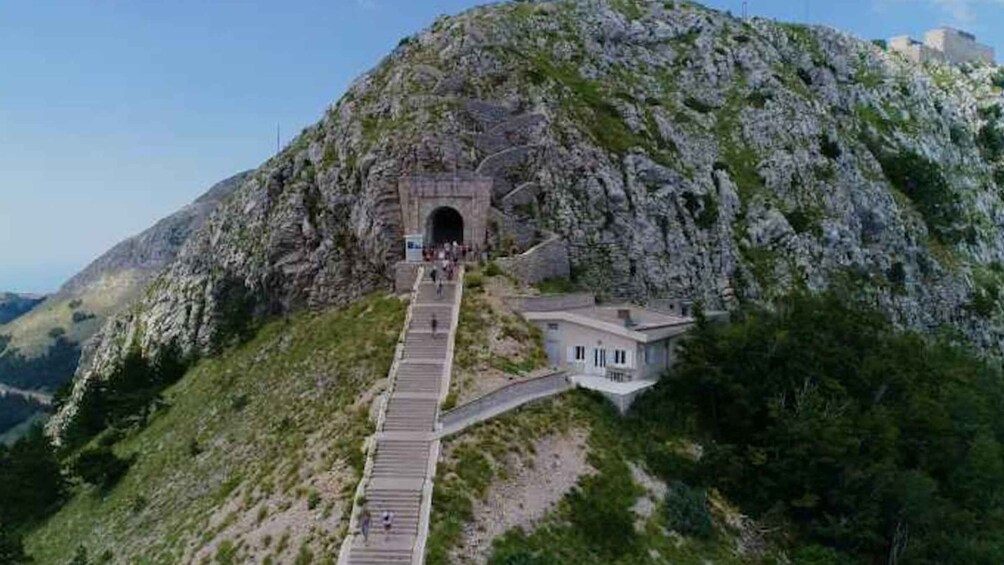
[55,0,1004,433]
[61,172,250,296]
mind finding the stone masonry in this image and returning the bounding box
[398,174,492,247]
[496,235,571,285]
[890,27,995,65]
[339,265,464,565]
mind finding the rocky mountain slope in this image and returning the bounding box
[0,293,45,325]
[0,172,249,393]
[55,0,1004,433]
[26,296,405,563]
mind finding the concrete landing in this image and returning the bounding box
[570,375,657,414]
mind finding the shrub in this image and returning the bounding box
[534,277,578,295]
[992,68,1004,89]
[819,134,842,159]
[307,491,321,510]
[683,96,714,113]
[489,550,559,565]
[875,150,961,243]
[72,446,131,490]
[72,310,96,324]
[69,545,90,565]
[977,124,1004,160]
[0,522,29,564]
[48,326,66,339]
[441,392,458,411]
[664,481,714,538]
[484,261,502,277]
[465,273,484,291]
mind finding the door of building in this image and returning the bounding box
[545,340,561,368]
[589,348,607,376]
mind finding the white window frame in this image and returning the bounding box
[613,349,627,366]
[574,345,586,361]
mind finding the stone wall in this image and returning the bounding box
[490,207,538,252]
[496,235,570,285]
[398,174,492,247]
[394,261,422,293]
[889,36,946,64]
[504,292,596,313]
[925,28,995,65]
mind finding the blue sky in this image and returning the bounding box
[0,0,1001,293]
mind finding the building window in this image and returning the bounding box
[594,348,607,368]
[613,349,627,366]
[547,322,559,331]
[574,346,586,361]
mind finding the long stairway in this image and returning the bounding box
[339,266,463,565]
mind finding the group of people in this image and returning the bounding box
[359,507,394,544]
[422,240,474,264]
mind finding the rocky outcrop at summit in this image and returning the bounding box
[55,0,1004,433]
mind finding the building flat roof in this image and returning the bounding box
[525,303,695,343]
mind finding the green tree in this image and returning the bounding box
[72,446,131,490]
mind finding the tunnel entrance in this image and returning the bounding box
[427,206,464,247]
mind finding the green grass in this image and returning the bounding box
[25,295,405,564]
[427,391,773,564]
[714,88,764,200]
[1,270,146,359]
[453,280,547,390]
[534,277,580,295]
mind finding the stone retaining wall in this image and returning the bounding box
[496,235,570,285]
[395,261,423,293]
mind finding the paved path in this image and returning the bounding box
[340,266,463,565]
[437,372,572,438]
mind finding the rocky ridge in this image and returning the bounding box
[54,0,1004,433]
[1,172,249,391]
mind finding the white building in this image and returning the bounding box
[513,295,696,412]
[889,27,995,66]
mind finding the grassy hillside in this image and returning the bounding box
[0,270,144,360]
[26,294,405,564]
[427,392,773,565]
[0,293,44,325]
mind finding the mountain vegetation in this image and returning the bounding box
[0,394,49,437]
[632,293,1004,564]
[0,172,248,399]
[6,0,1004,562]
[21,294,404,563]
[0,293,44,325]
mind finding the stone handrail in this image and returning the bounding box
[437,371,571,437]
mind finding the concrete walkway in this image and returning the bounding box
[339,266,463,565]
[437,372,572,438]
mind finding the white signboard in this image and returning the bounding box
[405,234,424,262]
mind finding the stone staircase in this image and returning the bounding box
[339,266,463,565]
